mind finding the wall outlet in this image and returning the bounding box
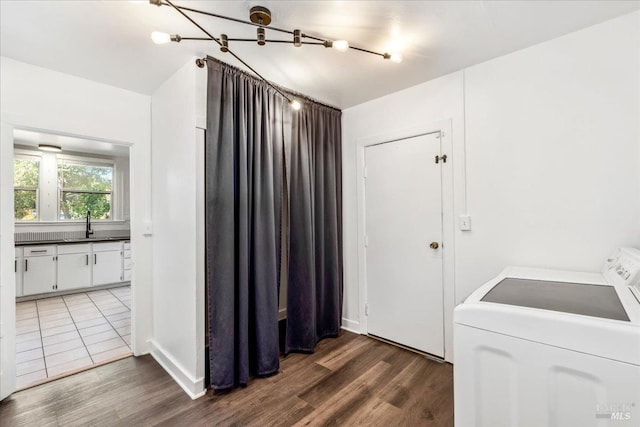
[459,215,472,231]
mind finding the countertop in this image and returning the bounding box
[16,237,130,246]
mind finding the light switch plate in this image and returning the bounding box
[459,215,472,231]
[143,221,153,235]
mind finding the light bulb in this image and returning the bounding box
[332,40,349,52]
[151,31,171,44]
[291,100,302,111]
[389,53,403,63]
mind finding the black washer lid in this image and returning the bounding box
[481,278,630,321]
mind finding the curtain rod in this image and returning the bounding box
[199,56,342,113]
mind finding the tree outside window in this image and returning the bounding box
[58,160,113,220]
[14,157,40,220]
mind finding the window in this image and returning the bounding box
[14,156,40,220]
[58,160,113,220]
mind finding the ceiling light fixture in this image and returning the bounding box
[331,40,349,52]
[290,100,302,111]
[387,53,403,63]
[151,31,181,44]
[148,0,402,108]
[38,144,62,153]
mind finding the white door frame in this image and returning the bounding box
[0,119,137,399]
[355,119,456,362]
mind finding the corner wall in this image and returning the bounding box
[150,59,206,399]
[342,11,640,359]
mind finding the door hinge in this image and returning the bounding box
[365,303,369,316]
[435,154,447,164]
[364,235,369,247]
[363,167,368,179]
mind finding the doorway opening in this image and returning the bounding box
[12,129,133,389]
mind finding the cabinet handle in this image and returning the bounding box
[25,259,28,272]
[86,254,89,265]
[15,259,17,273]
[30,249,47,254]
[94,254,97,264]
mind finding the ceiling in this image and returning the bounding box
[2,1,639,108]
[14,129,130,157]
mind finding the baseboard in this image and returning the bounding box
[341,318,361,334]
[150,340,206,400]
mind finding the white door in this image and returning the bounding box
[365,132,444,357]
[58,253,91,290]
[92,250,122,286]
[23,256,56,295]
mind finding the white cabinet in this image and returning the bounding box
[22,246,56,295]
[57,244,91,291]
[123,242,132,281]
[16,241,126,297]
[92,242,123,286]
[15,247,23,297]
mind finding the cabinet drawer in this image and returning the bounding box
[124,258,132,270]
[23,246,55,257]
[58,244,90,255]
[92,241,123,252]
[124,249,131,259]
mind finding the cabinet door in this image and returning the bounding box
[15,258,23,297]
[92,250,123,286]
[58,253,91,291]
[23,256,56,295]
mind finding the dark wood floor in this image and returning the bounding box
[0,331,453,426]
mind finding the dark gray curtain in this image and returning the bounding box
[206,58,285,389]
[285,103,343,353]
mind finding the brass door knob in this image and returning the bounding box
[430,242,439,249]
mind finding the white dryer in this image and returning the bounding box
[454,247,640,427]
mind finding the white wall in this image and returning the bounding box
[150,59,206,399]
[0,57,153,398]
[458,10,640,301]
[342,11,640,358]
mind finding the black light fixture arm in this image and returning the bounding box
[177,37,332,46]
[162,0,294,103]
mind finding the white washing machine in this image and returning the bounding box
[454,247,640,427]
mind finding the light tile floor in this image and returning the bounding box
[15,286,132,389]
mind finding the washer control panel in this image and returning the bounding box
[603,247,640,291]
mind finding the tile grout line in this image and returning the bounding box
[87,290,132,353]
[61,293,96,365]
[107,286,131,310]
[106,287,132,350]
[33,300,49,379]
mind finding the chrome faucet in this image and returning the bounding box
[86,210,94,238]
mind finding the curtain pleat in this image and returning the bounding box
[206,59,283,389]
[286,104,343,353]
